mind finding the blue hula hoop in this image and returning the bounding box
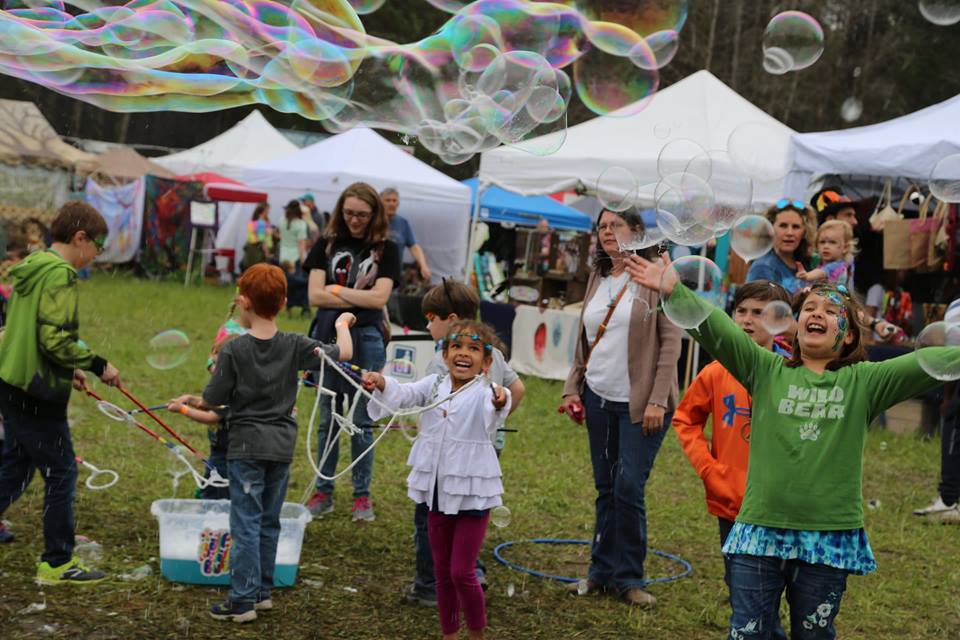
[493,538,693,587]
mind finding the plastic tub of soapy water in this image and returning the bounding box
[150,499,312,586]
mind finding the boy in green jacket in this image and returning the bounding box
[0,201,122,584]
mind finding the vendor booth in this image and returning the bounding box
[219,128,471,282]
[478,70,795,205]
[155,110,298,181]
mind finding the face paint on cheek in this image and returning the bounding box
[832,312,848,352]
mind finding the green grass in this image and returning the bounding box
[1,273,958,639]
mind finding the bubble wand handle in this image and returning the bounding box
[118,386,200,456]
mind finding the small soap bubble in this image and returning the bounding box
[761,300,794,335]
[506,583,515,598]
[146,330,191,370]
[879,441,888,451]
[491,505,512,528]
[915,321,960,381]
[929,154,960,203]
[919,0,960,26]
[840,97,863,123]
[596,166,638,213]
[762,11,824,74]
[731,214,775,261]
[661,256,724,330]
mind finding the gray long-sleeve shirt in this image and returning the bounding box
[203,332,339,463]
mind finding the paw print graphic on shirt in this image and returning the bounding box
[799,421,821,442]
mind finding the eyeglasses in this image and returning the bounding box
[775,198,805,211]
[343,208,372,221]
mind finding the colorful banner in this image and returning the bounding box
[84,176,144,264]
[141,176,202,275]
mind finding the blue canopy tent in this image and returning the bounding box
[463,178,592,232]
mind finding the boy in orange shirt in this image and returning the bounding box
[672,279,790,634]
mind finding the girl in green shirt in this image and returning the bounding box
[627,254,953,640]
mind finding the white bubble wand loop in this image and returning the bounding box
[75,456,119,491]
[303,351,484,484]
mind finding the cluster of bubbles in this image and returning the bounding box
[0,0,689,165]
[761,11,824,76]
[918,0,960,26]
[146,329,191,370]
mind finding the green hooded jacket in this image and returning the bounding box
[0,249,103,411]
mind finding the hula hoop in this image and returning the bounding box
[493,538,692,587]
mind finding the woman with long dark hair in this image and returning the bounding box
[302,182,400,523]
[560,206,682,606]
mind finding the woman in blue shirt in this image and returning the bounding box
[746,199,817,295]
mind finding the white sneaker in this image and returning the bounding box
[913,495,958,516]
[938,505,960,524]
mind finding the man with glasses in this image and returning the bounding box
[0,201,122,584]
[381,187,432,284]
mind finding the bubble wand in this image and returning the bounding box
[84,388,227,489]
[75,455,119,491]
[117,386,201,456]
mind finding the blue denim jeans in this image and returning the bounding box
[721,521,787,640]
[413,501,435,594]
[0,403,77,566]
[581,385,669,591]
[315,325,385,498]
[228,459,291,603]
[727,554,848,640]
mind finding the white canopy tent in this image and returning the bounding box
[219,128,472,280]
[154,110,298,181]
[479,70,796,205]
[784,93,960,197]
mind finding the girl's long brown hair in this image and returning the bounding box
[324,182,389,246]
[785,283,868,371]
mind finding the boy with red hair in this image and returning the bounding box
[194,264,355,622]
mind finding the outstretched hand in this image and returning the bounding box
[362,371,385,392]
[625,253,675,294]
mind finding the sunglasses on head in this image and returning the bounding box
[775,198,805,211]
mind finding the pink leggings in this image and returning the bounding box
[427,510,490,635]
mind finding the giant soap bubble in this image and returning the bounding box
[0,0,676,165]
[929,154,960,203]
[919,0,960,26]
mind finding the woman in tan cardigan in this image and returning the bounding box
[560,207,682,606]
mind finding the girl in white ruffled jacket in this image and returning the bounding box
[363,320,511,640]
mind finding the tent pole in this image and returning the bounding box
[184,227,198,287]
[464,180,485,284]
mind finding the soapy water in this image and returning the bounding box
[0,0,690,164]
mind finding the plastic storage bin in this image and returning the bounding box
[150,499,311,586]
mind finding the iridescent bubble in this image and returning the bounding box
[929,154,960,203]
[632,30,679,70]
[657,139,712,182]
[147,329,191,370]
[576,0,689,35]
[840,97,863,123]
[915,321,960,381]
[447,13,505,71]
[654,173,715,245]
[574,24,658,116]
[616,220,663,252]
[919,0,960,26]
[727,122,794,182]
[762,11,824,74]
[346,0,386,15]
[661,256,724,330]
[597,166,638,212]
[730,214,775,261]
[491,505,512,528]
[653,123,671,140]
[701,150,753,232]
[761,300,794,335]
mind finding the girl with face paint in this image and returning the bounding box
[626,255,959,640]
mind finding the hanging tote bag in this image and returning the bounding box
[870,179,901,231]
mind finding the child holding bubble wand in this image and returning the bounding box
[195,264,354,623]
[627,253,958,640]
[363,319,511,640]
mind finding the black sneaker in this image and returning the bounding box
[209,600,257,623]
[402,582,437,607]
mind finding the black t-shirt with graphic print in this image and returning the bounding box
[302,236,401,327]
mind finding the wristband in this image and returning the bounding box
[179,405,190,415]
[330,284,343,297]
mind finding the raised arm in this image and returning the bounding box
[863,349,956,416]
[366,375,439,421]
